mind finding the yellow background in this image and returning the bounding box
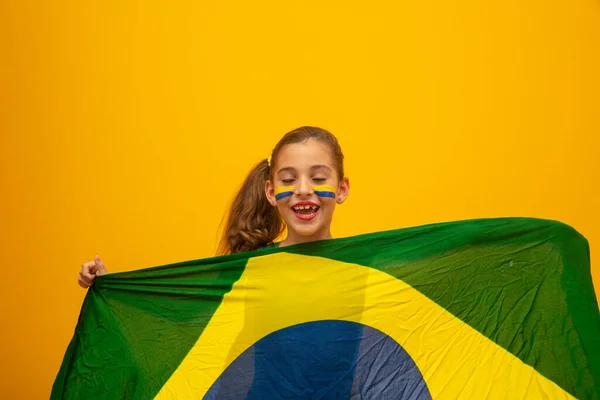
[1,1,598,398]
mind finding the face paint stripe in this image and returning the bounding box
[313,185,336,193]
[275,191,294,201]
[274,186,295,201]
[314,191,336,198]
[274,186,295,195]
[313,185,336,198]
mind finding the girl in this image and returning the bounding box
[78,126,350,287]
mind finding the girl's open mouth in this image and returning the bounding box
[292,203,319,221]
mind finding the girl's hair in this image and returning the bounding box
[218,126,345,255]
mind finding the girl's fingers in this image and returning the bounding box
[79,257,107,289]
[94,255,108,276]
[80,269,94,282]
[81,262,94,274]
[78,277,89,289]
[80,262,96,288]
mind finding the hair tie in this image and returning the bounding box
[267,155,272,168]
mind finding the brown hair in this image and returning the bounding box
[218,126,345,255]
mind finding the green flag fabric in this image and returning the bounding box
[52,218,600,399]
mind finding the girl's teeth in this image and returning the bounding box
[293,205,318,212]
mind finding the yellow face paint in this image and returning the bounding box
[313,185,336,198]
[274,186,294,201]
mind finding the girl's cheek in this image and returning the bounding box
[274,186,295,201]
[313,185,337,199]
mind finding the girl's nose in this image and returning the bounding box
[296,178,313,196]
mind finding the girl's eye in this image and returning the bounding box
[281,179,295,184]
[312,178,327,183]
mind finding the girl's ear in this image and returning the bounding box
[265,180,277,207]
[336,177,350,204]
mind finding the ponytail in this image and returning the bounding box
[218,159,284,255]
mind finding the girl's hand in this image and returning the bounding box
[78,255,108,289]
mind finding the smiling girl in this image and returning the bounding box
[219,125,350,254]
[78,126,349,286]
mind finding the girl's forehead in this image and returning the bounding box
[276,139,334,167]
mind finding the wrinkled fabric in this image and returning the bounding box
[52,218,600,399]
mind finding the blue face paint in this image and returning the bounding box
[313,185,336,198]
[274,186,294,201]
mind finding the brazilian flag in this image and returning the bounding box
[52,218,600,399]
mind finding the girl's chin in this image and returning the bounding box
[291,223,330,239]
[284,220,319,236]
[288,226,319,236]
[282,210,331,237]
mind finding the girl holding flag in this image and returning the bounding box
[78,126,350,287]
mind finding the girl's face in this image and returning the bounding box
[265,139,350,243]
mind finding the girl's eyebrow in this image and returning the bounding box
[277,167,297,175]
[277,165,331,174]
